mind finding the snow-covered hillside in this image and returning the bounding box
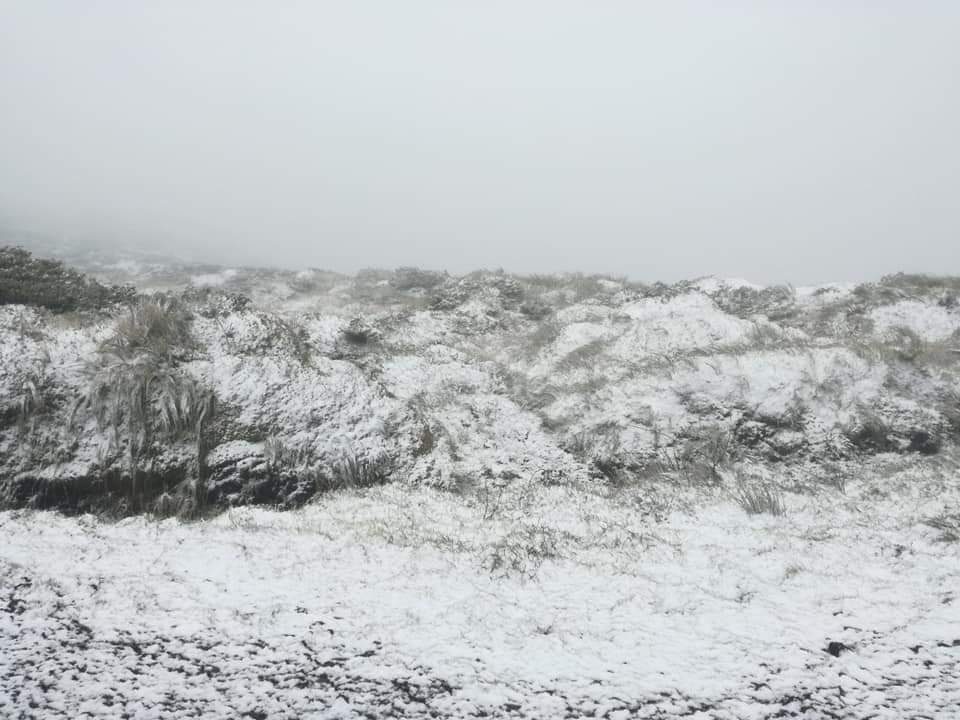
[3,261,959,513]
[2,252,960,717]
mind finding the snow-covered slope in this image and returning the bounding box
[2,258,960,718]
[2,266,960,512]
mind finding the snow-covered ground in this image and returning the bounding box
[3,458,958,719]
[3,256,960,718]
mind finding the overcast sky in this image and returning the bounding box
[1,2,958,283]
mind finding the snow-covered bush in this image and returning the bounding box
[341,316,380,346]
[0,246,134,312]
[102,295,194,360]
[713,283,797,321]
[390,266,447,291]
[72,296,216,511]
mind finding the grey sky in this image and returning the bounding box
[2,2,958,283]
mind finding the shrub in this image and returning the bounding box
[519,298,553,320]
[341,316,380,345]
[0,246,134,312]
[844,409,894,454]
[483,524,562,579]
[714,284,797,320]
[182,286,252,318]
[569,273,618,302]
[878,272,960,297]
[691,424,737,480]
[390,267,448,291]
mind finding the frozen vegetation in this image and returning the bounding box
[2,247,959,718]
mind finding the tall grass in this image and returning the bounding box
[733,480,786,516]
[73,295,215,511]
[100,295,194,360]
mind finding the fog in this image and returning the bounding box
[2,2,959,283]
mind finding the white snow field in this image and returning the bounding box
[2,460,958,719]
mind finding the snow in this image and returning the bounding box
[105,260,145,275]
[794,282,856,301]
[870,300,960,342]
[612,293,755,359]
[206,440,264,467]
[3,460,958,718]
[692,277,767,294]
[190,269,239,287]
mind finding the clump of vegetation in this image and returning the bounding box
[101,295,195,360]
[390,266,448,291]
[425,270,529,312]
[0,246,134,312]
[878,272,960,299]
[844,409,895,454]
[262,438,393,500]
[330,452,392,489]
[713,284,797,321]
[483,524,563,579]
[518,297,553,320]
[519,271,637,307]
[643,422,738,486]
[339,316,380,346]
[182,286,252,318]
[72,295,216,512]
[843,273,960,315]
[264,435,311,473]
[732,472,786,516]
[560,421,630,484]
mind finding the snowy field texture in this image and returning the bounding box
[3,457,959,719]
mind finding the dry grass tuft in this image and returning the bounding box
[733,475,787,516]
